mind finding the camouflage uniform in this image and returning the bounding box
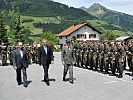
[116,43,125,78]
[7,46,14,65]
[99,42,105,72]
[1,46,7,66]
[103,42,111,74]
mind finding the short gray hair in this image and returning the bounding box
[42,39,48,43]
[18,42,22,46]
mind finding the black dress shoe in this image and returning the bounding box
[110,73,116,76]
[18,83,21,85]
[70,81,74,84]
[43,79,47,82]
[46,82,50,86]
[118,74,123,78]
[18,82,22,85]
[24,84,28,88]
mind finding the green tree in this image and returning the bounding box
[100,30,116,40]
[23,28,34,44]
[40,31,58,46]
[0,11,8,45]
[8,8,33,44]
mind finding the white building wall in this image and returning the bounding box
[59,26,100,44]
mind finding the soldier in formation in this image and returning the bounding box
[70,40,133,78]
[0,43,40,66]
[1,40,133,80]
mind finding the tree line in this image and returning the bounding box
[0,9,59,46]
[0,9,33,45]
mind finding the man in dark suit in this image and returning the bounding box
[38,39,54,86]
[13,42,28,87]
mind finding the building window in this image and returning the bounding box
[59,36,62,39]
[89,34,96,39]
[66,36,67,39]
[77,34,86,39]
[84,34,86,39]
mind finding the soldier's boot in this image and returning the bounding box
[10,60,13,65]
[2,57,7,66]
[94,61,98,71]
[99,58,104,73]
[81,61,84,68]
[95,58,99,71]
[110,63,116,76]
[123,60,127,70]
[128,60,132,71]
[99,64,103,73]
[89,57,93,70]
[130,63,133,76]
[85,61,89,69]
[118,73,123,78]
[117,63,124,78]
[104,62,109,74]
[77,55,80,67]
[76,60,79,67]
[81,57,84,68]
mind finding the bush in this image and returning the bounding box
[22,19,34,23]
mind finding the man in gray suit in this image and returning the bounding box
[61,40,75,84]
[13,42,28,87]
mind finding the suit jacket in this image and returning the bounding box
[13,48,28,68]
[61,45,74,65]
[38,45,54,65]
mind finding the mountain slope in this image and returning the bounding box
[81,3,133,32]
[0,0,132,37]
[0,0,96,20]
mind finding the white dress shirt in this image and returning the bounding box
[43,46,47,54]
[19,49,23,58]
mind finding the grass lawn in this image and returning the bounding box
[21,15,61,34]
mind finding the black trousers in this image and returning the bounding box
[16,67,27,85]
[42,63,50,82]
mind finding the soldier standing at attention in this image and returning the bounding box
[61,40,75,84]
[1,45,7,66]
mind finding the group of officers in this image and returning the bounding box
[1,40,133,80]
[0,43,40,66]
[70,40,133,78]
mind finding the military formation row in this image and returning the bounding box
[0,44,40,66]
[71,40,133,78]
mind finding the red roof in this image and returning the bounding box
[57,23,86,37]
[57,23,102,37]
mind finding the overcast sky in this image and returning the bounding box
[53,0,133,15]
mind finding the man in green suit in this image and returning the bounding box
[61,40,75,84]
